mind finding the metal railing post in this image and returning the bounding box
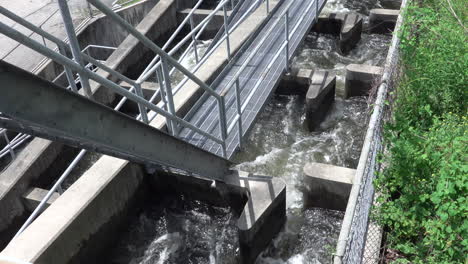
[57,0,93,99]
[155,67,173,133]
[223,5,231,59]
[266,0,270,14]
[58,45,79,93]
[234,78,243,149]
[160,57,178,136]
[217,96,228,158]
[189,15,199,63]
[87,2,94,18]
[133,83,149,123]
[315,0,319,19]
[2,131,15,160]
[284,10,290,72]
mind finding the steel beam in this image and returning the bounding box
[0,61,232,181]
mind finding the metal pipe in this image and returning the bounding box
[234,79,242,148]
[58,46,79,93]
[217,96,228,158]
[155,67,173,133]
[57,0,93,99]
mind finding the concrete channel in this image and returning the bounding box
[0,0,402,262]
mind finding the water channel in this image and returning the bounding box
[106,0,391,263]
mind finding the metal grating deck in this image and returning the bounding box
[178,0,327,159]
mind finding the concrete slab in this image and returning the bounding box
[303,162,355,211]
[369,9,399,34]
[306,70,336,131]
[345,64,382,98]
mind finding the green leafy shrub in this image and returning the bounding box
[374,0,468,263]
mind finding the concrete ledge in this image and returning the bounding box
[277,68,313,95]
[303,162,355,211]
[368,9,399,34]
[306,70,336,131]
[345,64,382,98]
[22,188,59,213]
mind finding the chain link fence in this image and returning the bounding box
[333,0,408,263]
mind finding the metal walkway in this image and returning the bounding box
[179,0,327,158]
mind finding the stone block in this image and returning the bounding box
[303,162,355,211]
[369,9,399,34]
[277,68,313,95]
[306,70,336,131]
[345,64,382,98]
[380,0,402,9]
[340,13,363,54]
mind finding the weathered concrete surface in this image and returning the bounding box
[0,256,31,264]
[368,9,399,34]
[306,70,336,131]
[380,0,402,9]
[303,162,355,211]
[22,188,59,212]
[0,0,176,238]
[345,64,382,98]
[0,156,146,264]
[277,68,313,95]
[177,8,231,38]
[312,12,363,54]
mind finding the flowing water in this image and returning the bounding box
[109,0,391,263]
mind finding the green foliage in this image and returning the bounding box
[374,0,468,263]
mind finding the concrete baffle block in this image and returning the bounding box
[277,68,313,95]
[224,171,286,264]
[22,188,60,213]
[345,64,383,98]
[306,70,336,131]
[303,162,355,211]
[380,0,402,9]
[312,12,363,54]
[369,9,400,34]
[340,13,363,54]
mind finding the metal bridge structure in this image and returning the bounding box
[0,0,326,238]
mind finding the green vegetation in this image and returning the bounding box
[373,0,468,263]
